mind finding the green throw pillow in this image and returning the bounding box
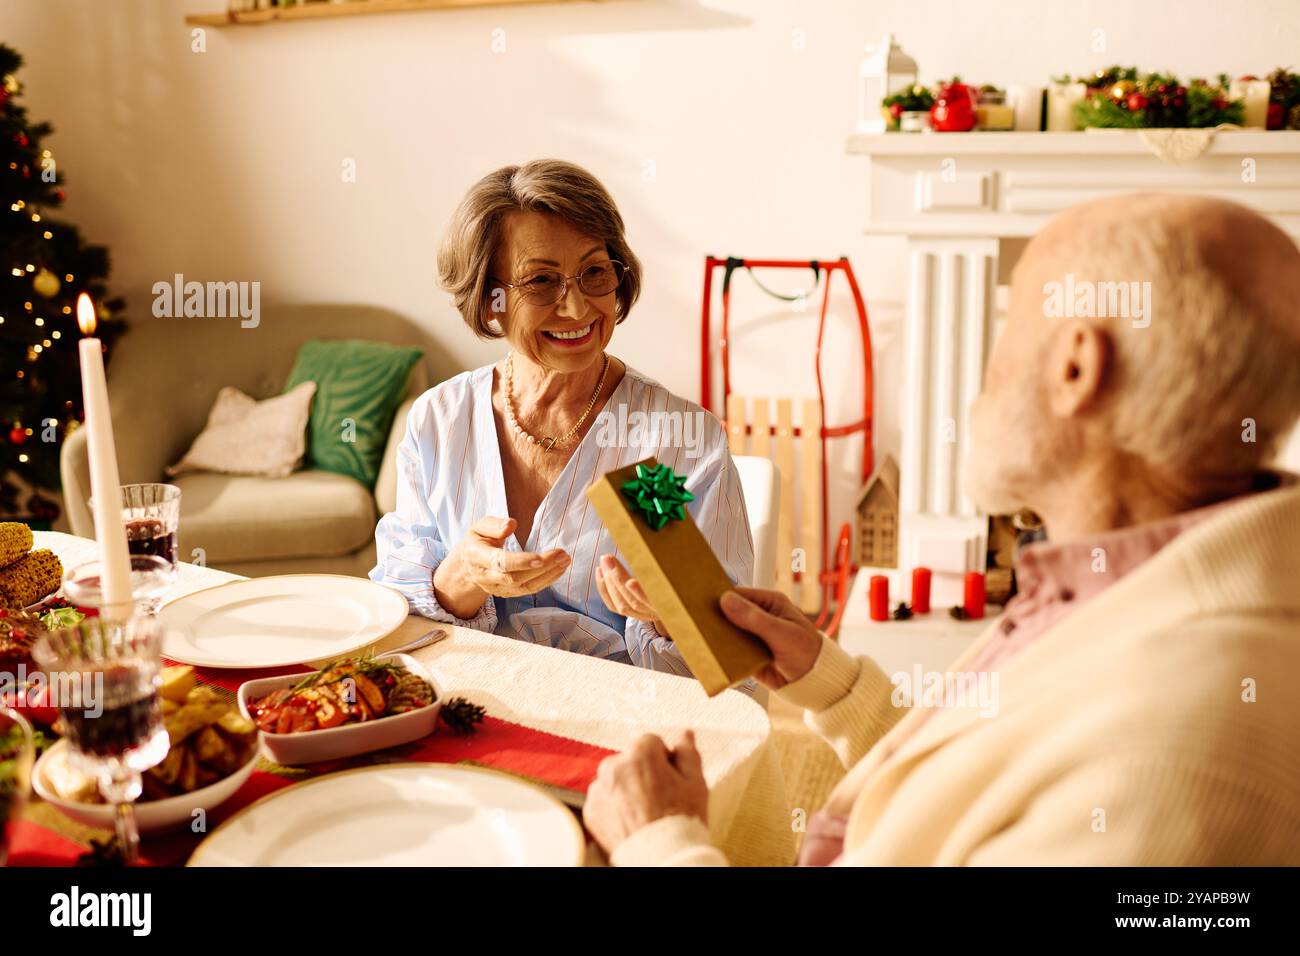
[283,339,423,488]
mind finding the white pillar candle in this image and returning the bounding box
[76,293,133,621]
[1229,79,1271,129]
[1008,85,1044,131]
[1046,82,1087,131]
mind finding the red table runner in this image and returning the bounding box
[10,660,613,866]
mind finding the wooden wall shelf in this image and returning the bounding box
[185,0,595,28]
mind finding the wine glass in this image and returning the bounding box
[63,554,177,618]
[86,483,182,616]
[0,707,35,867]
[33,616,170,865]
[119,483,181,573]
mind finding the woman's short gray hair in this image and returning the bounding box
[437,159,643,339]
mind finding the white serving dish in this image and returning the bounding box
[188,764,585,867]
[33,738,259,835]
[237,653,442,766]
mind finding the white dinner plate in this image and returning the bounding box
[157,575,409,669]
[24,589,63,614]
[188,764,586,867]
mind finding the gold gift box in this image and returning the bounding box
[586,457,771,696]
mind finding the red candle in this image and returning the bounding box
[963,571,986,620]
[911,567,932,614]
[869,575,890,622]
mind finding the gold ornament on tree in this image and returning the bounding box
[32,267,61,298]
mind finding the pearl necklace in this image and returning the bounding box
[504,351,610,451]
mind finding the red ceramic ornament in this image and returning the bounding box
[930,81,978,132]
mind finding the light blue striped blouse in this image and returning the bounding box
[370,361,754,677]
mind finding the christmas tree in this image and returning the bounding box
[0,43,124,524]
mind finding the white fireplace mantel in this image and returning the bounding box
[843,129,1300,615]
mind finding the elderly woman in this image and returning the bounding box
[370,159,753,675]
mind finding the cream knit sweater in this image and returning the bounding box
[613,481,1300,866]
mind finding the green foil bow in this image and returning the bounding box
[621,463,695,530]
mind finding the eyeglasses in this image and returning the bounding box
[493,259,627,307]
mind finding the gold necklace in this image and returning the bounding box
[504,351,610,451]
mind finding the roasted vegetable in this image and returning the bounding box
[248,654,436,735]
[0,522,34,569]
[0,548,62,609]
[48,678,258,804]
[159,665,196,703]
[0,606,47,672]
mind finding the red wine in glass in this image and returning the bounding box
[62,693,163,757]
[60,672,164,761]
[125,518,177,569]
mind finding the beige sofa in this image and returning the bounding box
[60,305,444,578]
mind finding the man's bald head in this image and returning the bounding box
[1023,193,1300,346]
[964,193,1300,519]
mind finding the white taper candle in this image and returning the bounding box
[76,293,133,621]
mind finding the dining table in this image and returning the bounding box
[9,531,794,867]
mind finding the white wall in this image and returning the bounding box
[7,0,1300,497]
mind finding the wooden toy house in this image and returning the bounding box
[855,455,899,568]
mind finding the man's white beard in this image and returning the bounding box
[961,392,1045,517]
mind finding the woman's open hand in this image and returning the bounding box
[596,554,669,636]
[433,516,570,619]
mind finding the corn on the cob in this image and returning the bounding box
[0,548,62,608]
[0,521,34,569]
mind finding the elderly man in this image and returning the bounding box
[583,194,1300,865]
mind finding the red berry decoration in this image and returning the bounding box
[1267,102,1286,130]
[1127,93,1149,111]
[889,102,904,120]
[930,81,978,132]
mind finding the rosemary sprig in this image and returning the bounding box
[288,652,408,694]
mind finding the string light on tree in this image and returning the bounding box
[0,42,123,521]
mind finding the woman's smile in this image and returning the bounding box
[541,321,598,347]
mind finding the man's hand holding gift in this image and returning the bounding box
[583,586,825,854]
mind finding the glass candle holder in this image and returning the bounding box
[63,554,177,619]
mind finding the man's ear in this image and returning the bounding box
[1044,319,1109,418]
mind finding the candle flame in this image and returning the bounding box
[76,293,96,335]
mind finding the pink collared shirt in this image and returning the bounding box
[798,494,1242,867]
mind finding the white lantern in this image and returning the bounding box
[857,34,918,134]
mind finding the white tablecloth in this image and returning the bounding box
[35,532,793,866]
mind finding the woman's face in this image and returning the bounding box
[489,210,619,374]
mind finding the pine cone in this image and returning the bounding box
[440,697,486,736]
